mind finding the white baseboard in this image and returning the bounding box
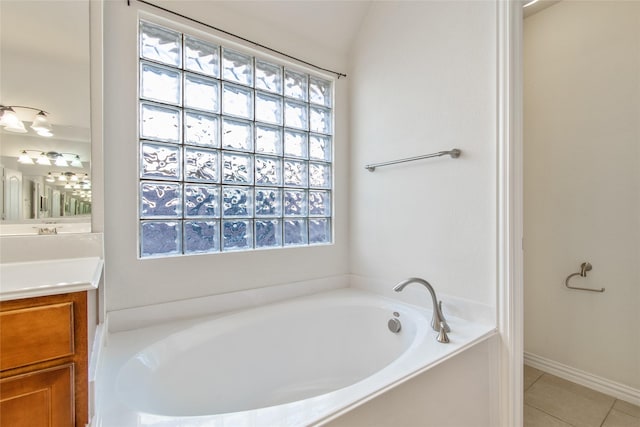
[524,352,640,406]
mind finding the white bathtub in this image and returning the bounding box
[96,288,495,427]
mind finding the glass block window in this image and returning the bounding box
[138,20,333,257]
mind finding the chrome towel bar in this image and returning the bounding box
[364,149,461,172]
[565,262,605,293]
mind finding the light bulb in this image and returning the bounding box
[36,152,51,165]
[70,155,83,168]
[18,151,34,164]
[30,111,53,137]
[0,107,27,133]
[55,155,68,167]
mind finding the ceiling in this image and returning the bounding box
[524,0,562,18]
[204,0,372,55]
[0,0,91,133]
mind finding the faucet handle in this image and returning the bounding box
[437,300,451,333]
[437,322,450,343]
[438,301,447,320]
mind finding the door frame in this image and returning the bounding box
[497,0,524,426]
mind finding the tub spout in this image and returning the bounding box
[393,277,450,333]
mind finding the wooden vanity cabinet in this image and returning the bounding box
[0,292,88,427]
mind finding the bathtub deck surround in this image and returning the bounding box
[350,274,496,327]
[105,274,495,333]
[106,275,349,332]
[95,288,496,426]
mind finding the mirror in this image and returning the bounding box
[0,0,91,234]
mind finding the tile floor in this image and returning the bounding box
[524,365,640,427]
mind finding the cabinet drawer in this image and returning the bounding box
[0,302,74,371]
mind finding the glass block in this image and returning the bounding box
[284,100,308,130]
[309,134,332,161]
[140,62,181,105]
[309,106,332,135]
[255,188,282,217]
[140,182,182,218]
[283,160,308,187]
[222,118,253,152]
[184,220,219,254]
[140,102,181,143]
[222,48,253,86]
[140,221,182,257]
[184,36,219,77]
[284,219,308,246]
[255,60,282,94]
[184,184,220,217]
[284,69,308,101]
[222,220,253,251]
[222,186,253,217]
[309,162,331,188]
[255,156,282,186]
[223,152,253,184]
[255,124,282,156]
[309,190,331,216]
[184,111,219,148]
[255,219,282,248]
[222,83,254,119]
[309,218,331,244]
[255,91,283,125]
[284,189,307,216]
[140,142,181,180]
[184,73,219,113]
[184,147,219,182]
[140,21,181,67]
[309,76,332,107]
[284,130,308,159]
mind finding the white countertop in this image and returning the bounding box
[0,257,103,301]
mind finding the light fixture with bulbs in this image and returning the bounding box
[0,105,54,137]
[43,171,91,188]
[17,150,84,168]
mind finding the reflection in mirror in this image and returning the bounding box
[0,0,91,234]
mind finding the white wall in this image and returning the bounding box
[344,3,499,423]
[524,1,640,390]
[348,1,497,307]
[103,1,350,311]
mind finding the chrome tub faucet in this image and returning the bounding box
[393,277,451,336]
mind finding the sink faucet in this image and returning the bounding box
[37,227,58,235]
[393,277,450,333]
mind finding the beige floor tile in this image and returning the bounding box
[602,409,640,427]
[524,374,615,427]
[524,404,572,427]
[524,365,545,390]
[614,400,640,419]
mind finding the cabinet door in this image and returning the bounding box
[0,364,74,427]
